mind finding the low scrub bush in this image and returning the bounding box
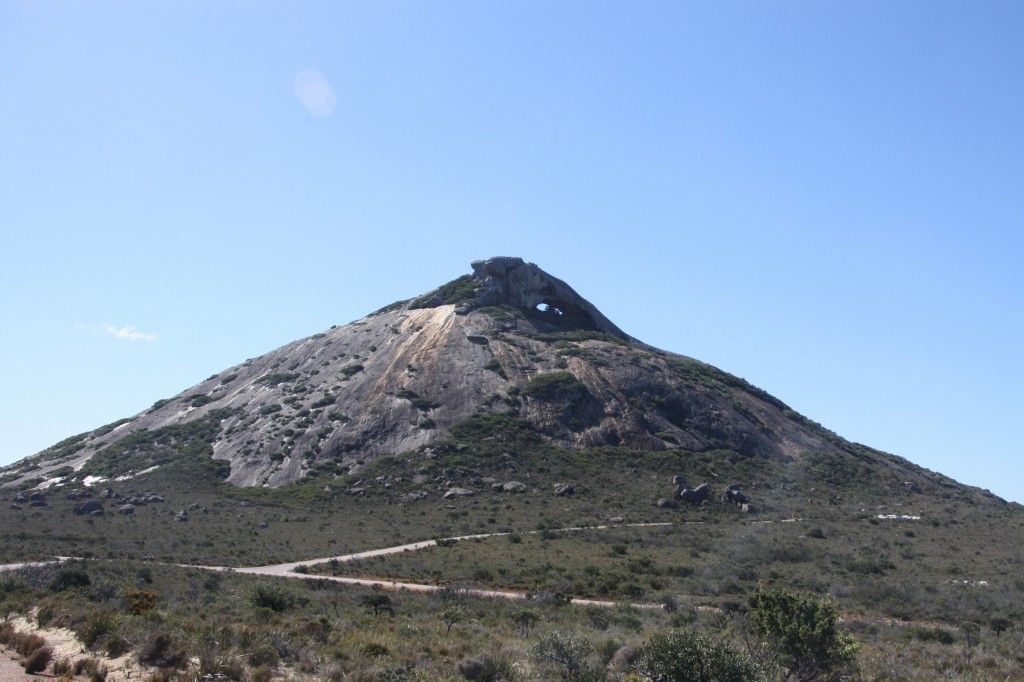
[249,584,296,612]
[23,645,53,674]
[138,631,189,669]
[77,609,116,648]
[457,653,520,681]
[15,631,47,657]
[51,566,91,591]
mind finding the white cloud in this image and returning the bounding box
[294,69,337,117]
[101,324,158,341]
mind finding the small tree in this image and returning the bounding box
[360,591,395,617]
[530,631,597,680]
[630,630,764,682]
[443,603,469,635]
[960,621,980,648]
[511,608,540,636]
[746,587,858,682]
[989,616,1012,638]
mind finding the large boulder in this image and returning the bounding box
[723,483,748,505]
[677,482,710,504]
[443,487,475,499]
[73,500,104,516]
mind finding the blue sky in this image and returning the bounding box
[2,2,1021,503]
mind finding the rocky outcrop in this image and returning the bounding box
[470,257,630,339]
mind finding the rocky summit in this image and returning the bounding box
[2,258,950,491]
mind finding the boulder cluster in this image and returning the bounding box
[9,490,49,509]
[663,476,753,513]
[8,485,195,520]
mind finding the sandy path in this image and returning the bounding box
[0,652,35,682]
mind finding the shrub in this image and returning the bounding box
[138,631,189,669]
[73,657,108,681]
[257,372,300,386]
[105,634,131,658]
[127,589,158,615]
[23,646,53,674]
[629,630,763,681]
[52,655,73,675]
[16,632,46,657]
[190,394,217,408]
[0,573,26,593]
[907,625,955,645]
[457,653,520,681]
[484,359,508,379]
[746,587,859,681]
[362,642,390,658]
[250,664,274,682]
[340,364,364,377]
[530,631,596,680]
[248,645,280,668]
[249,584,295,612]
[77,610,116,648]
[312,394,337,408]
[50,566,90,591]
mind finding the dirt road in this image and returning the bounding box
[192,522,672,608]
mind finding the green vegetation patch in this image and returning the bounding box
[409,274,483,309]
[522,371,589,402]
[340,364,364,378]
[524,329,628,345]
[395,389,441,412]
[448,414,543,445]
[77,408,239,480]
[667,358,787,411]
[256,372,301,386]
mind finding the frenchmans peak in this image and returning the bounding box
[4,257,950,492]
